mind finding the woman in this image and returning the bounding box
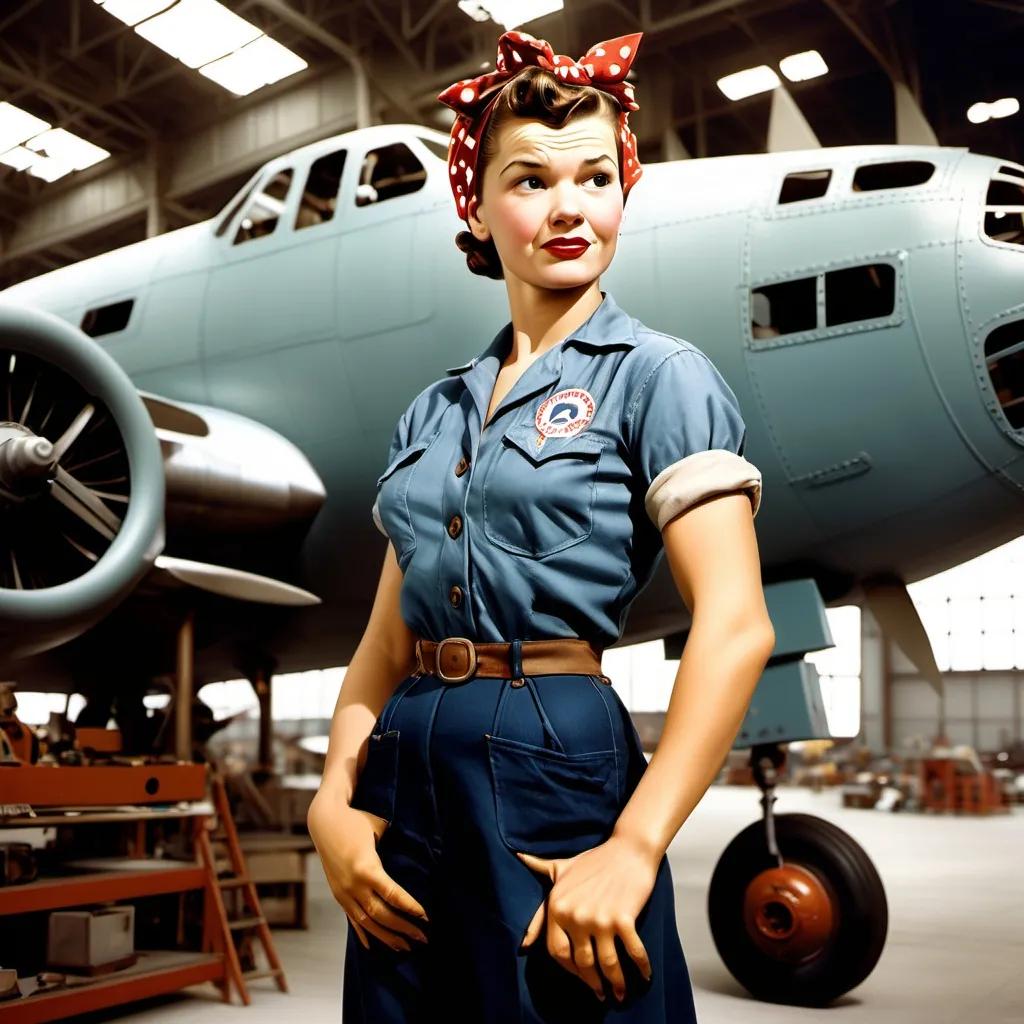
[307,29,775,1023]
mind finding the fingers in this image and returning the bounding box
[374,871,429,924]
[363,885,429,945]
[620,921,652,982]
[520,900,545,950]
[594,931,625,1001]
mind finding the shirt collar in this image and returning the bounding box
[443,291,638,377]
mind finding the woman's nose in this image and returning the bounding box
[549,183,583,225]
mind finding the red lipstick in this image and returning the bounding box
[541,236,591,259]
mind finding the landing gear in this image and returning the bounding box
[708,744,888,1006]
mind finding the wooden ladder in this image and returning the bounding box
[197,772,289,1005]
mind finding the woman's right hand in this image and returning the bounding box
[307,795,428,951]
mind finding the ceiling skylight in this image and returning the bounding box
[717,65,781,101]
[0,103,111,183]
[94,0,306,93]
[458,1,564,30]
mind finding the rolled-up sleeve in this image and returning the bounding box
[627,348,762,530]
[372,412,410,537]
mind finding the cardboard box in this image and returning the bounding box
[47,905,135,969]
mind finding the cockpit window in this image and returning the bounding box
[852,161,935,192]
[984,175,1024,246]
[355,143,426,207]
[778,170,831,204]
[984,322,1024,429]
[215,174,261,238]
[234,169,294,245]
[418,137,450,163]
[295,149,346,231]
[999,165,1024,181]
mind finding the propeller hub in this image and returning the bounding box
[0,424,58,502]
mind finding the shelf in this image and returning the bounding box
[0,863,206,916]
[2,950,224,1024]
[0,765,207,807]
[0,801,214,829]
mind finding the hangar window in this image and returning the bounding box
[825,264,896,326]
[751,277,817,338]
[81,299,134,338]
[852,161,935,191]
[355,143,426,207]
[418,137,451,163]
[234,169,294,245]
[295,149,346,230]
[984,322,1024,429]
[778,169,831,204]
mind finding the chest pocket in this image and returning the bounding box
[376,431,438,571]
[483,421,605,558]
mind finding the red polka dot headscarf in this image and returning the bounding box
[437,30,643,224]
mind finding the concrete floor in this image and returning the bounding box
[72,786,1023,1023]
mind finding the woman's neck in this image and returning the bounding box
[502,278,604,366]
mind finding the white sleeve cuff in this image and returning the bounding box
[645,449,762,530]
[372,497,388,537]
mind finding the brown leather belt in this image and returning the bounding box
[414,637,608,685]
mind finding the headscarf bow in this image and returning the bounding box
[437,30,644,223]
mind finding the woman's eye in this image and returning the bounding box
[517,176,545,190]
[590,172,612,187]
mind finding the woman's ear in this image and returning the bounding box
[467,196,490,242]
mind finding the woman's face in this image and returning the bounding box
[468,111,623,290]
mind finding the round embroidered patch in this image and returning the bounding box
[535,388,596,437]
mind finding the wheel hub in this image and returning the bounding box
[0,423,57,504]
[743,863,835,961]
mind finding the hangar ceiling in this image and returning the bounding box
[0,0,1022,289]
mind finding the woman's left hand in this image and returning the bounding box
[517,833,657,1002]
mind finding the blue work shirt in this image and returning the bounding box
[372,292,761,650]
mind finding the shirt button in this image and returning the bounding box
[455,457,469,477]
[447,515,463,539]
[449,585,463,608]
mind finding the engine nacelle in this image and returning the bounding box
[0,303,165,663]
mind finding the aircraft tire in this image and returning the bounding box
[708,812,888,1006]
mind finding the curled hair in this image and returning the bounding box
[456,66,625,280]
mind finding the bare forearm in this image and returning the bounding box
[612,614,774,862]
[318,638,417,805]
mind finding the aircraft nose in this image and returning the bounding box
[952,162,1024,491]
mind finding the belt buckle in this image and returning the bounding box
[435,637,477,684]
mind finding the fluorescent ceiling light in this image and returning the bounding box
[779,50,828,82]
[95,0,176,26]
[990,97,1020,119]
[199,34,307,96]
[0,101,50,154]
[26,128,110,170]
[0,146,35,171]
[717,65,781,101]
[134,0,261,69]
[968,98,1020,124]
[968,102,991,124]
[457,1,564,30]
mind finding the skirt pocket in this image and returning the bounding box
[350,729,400,827]
[486,733,620,858]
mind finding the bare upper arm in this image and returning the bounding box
[661,492,771,631]
[360,541,418,673]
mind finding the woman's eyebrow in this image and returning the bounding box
[500,153,615,176]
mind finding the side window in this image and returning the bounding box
[778,169,831,204]
[984,322,1024,429]
[751,277,817,338]
[751,263,897,338]
[852,161,934,192]
[81,299,134,338]
[825,264,896,326]
[354,143,426,208]
[984,177,1024,246]
[234,169,294,244]
[295,149,347,231]
[418,137,450,163]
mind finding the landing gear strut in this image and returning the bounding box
[707,744,888,1006]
